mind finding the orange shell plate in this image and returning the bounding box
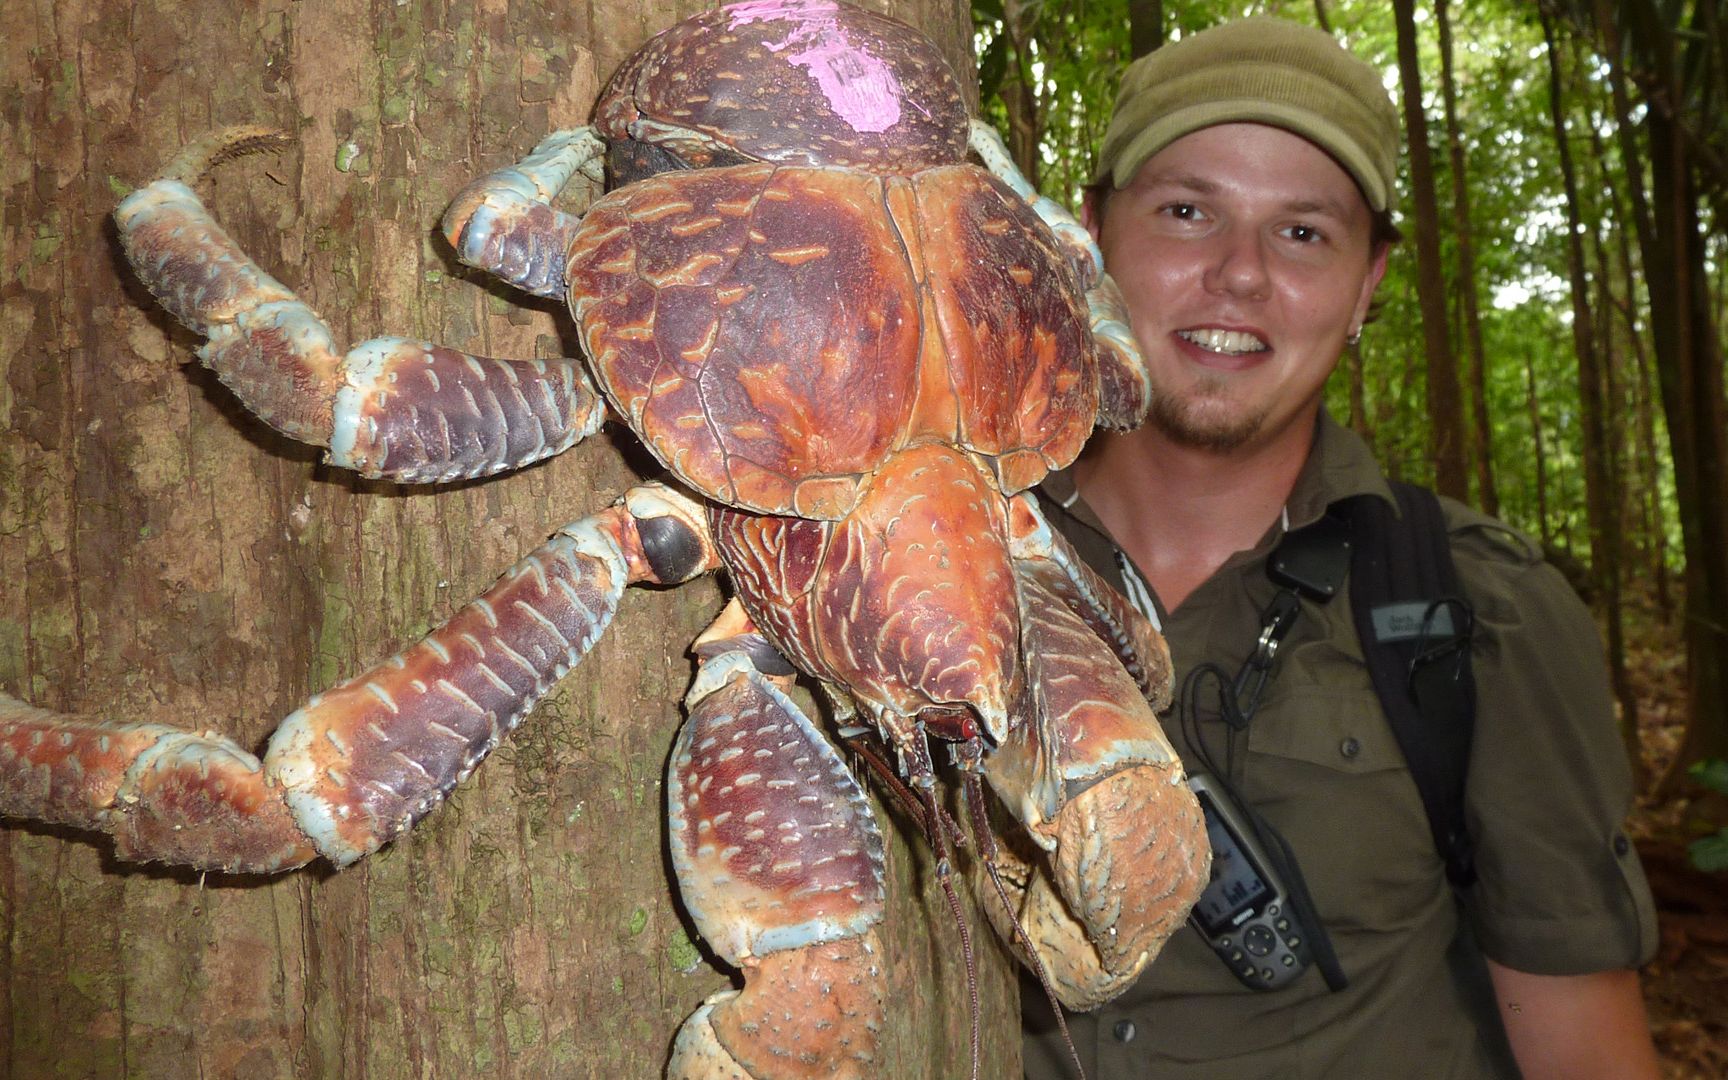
[567,161,1098,517]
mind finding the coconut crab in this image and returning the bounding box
[0,4,1209,1071]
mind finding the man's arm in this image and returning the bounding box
[1484,960,1660,1080]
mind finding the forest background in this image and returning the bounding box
[971,0,1728,1071]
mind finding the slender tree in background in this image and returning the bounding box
[1569,0,1728,780]
[997,0,1044,182]
[1587,59,1674,617]
[1539,3,1640,773]
[1130,0,1165,58]
[1345,339,1373,441]
[0,0,1013,1076]
[1434,0,1499,516]
[1523,352,1555,547]
[1391,0,1469,501]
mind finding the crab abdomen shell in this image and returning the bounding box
[595,0,969,174]
[567,161,1099,518]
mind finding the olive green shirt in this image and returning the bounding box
[1024,412,1657,1080]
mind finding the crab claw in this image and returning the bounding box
[988,763,1205,1008]
[666,615,887,1078]
[978,498,1209,1008]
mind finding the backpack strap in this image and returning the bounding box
[1341,483,1479,887]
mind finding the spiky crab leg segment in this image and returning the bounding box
[967,120,1151,428]
[668,605,886,1079]
[976,496,1208,1009]
[113,128,605,484]
[441,128,605,299]
[0,484,717,873]
[0,697,317,873]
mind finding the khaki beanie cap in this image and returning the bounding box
[1095,17,1400,211]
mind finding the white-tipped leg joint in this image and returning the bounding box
[441,128,605,298]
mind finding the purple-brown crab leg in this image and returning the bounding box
[967,121,1151,428]
[440,128,605,299]
[975,495,1208,1009]
[668,601,886,1080]
[0,484,719,873]
[112,130,605,484]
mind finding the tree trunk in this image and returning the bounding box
[999,0,1044,185]
[1594,0,1672,616]
[1539,5,1638,774]
[1525,352,1553,547]
[1345,340,1372,443]
[1129,0,1164,59]
[1391,0,1468,501]
[1434,0,1498,517]
[1591,0,1728,783]
[1649,94,1728,780]
[0,1,1016,1077]
[1312,0,1334,34]
[1586,215,1647,781]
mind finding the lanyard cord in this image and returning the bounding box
[1117,533,1352,993]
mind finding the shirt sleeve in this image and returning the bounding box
[1449,516,1658,974]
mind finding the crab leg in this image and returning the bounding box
[441,128,606,299]
[668,601,886,1080]
[967,120,1151,428]
[113,135,605,484]
[0,484,719,873]
[975,495,1208,1009]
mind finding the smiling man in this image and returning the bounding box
[1024,17,1661,1080]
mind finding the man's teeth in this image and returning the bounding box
[1178,328,1268,355]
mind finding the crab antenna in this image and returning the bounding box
[845,719,986,1078]
[923,785,982,1080]
[154,125,293,186]
[962,769,1090,1080]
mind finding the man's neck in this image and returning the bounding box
[1073,411,1318,611]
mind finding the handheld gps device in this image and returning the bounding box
[1188,773,1316,990]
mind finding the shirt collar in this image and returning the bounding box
[1283,407,1398,531]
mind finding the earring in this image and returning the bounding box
[1346,328,1362,347]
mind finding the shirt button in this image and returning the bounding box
[1340,737,1362,759]
[1614,833,1631,856]
[1113,1019,1137,1043]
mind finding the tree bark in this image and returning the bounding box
[1391,0,1468,501]
[1592,0,1671,615]
[1539,5,1637,774]
[999,0,1044,185]
[1586,0,1728,781]
[1524,352,1553,547]
[1129,0,1164,59]
[0,1,1016,1077]
[1433,0,1498,517]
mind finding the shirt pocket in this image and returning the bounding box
[1236,680,1446,932]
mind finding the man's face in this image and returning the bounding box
[1088,123,1387,454]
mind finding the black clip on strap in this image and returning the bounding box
[1230,513,1354,728]
[1231,590,1300,726]
[1409,597,1474,690]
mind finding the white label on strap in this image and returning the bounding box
[1371,602,1455,643]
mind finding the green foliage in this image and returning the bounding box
[973,0,1133,201]
[1692,758,1728,792]
[1686,759,1728,872]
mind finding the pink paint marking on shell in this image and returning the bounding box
[724,0,904,133]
